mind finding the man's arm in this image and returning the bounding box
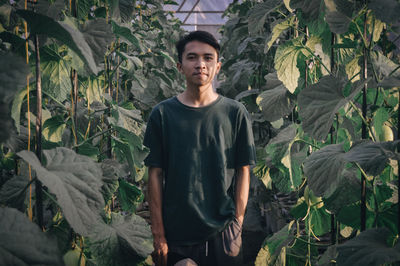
[148,166,168,266]
[235,165,251,225]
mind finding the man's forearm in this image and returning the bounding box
[235,165,250,225]
[148,167,166,238]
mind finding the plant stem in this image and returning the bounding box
[34,33,44,229]
[73,127,115,148]
[398,90,400,235]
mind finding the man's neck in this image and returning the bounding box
[177,84,219,107]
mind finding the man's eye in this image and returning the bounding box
[205,56,213,60]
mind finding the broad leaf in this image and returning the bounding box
[298,75,367,140]
[0,175,30,210]
[35,0,65,20]
[118,179,144,213]
[323,169,360,214]
[81,76,105,104]
[257,84,295,122]
[325,11,351,34]
[101,159,125,202]
[303,143,346,197]
[306,207,331,236]
[40,45,71,102]
[110,0,135,23]
[369,0,400,24]
[81,18,114,70]
[77,0,93,21]
[255,222,295,266]
[337,228,400,266]
[267,125,297,161]
[371,50,400,78]
[88,213,153,265]
[265,17,294,53]
[247,0,281,35]
[0,52,30,102]
[274,38,305,93]
[17,148,105,236]
[0,207,63,265]
[343,141,400,176]
[373,108,390,141]
[16,10,98,74]
[371,51,400,88]
[289,0,322,22]
[318,245,337,266]
[0,104,16,143]
[111,21,142,51]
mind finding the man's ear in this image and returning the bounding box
[177,62,182,73]
[216,61,222,74]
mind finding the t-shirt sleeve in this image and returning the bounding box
[143,108,164,168]
[235,105,256,167]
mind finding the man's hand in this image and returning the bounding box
[152,235,168,266]
[148,166,168,266]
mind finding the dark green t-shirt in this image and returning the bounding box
[143,95,256,245]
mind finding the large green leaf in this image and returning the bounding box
[274,38,305,93]
[298,75,366,140]
[118,179,144,213]
[265,17,294,53]
[318,245,337,266]
[17,148,105,236]
[76,0,93,21]
[306,206,331,236]
[0,207,63,265]
[267,125,297,161]
[343,141,400,176]
[1,52,31,142]
[290,0,322,22]
[16,10,98,74]
[337,228,400,266]
[325,11,351,34]
[371,51,400,88]
[0,52,30,102]
[35,0,65,20]
[111,21,142,51]
[101,159,126,202]
[40,45,71,102]
[257,84,295,122]
[247,0,281,35]
[323,169,360,214]
[0,175,30,211]
[369,0,400,24]
[80,18,114,70]
[0,104,16,143]
[303,143,346,197]
[255,222,295,266]
[88,212,153,265]
[110,0,135,23]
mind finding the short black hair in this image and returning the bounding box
[176,30,220,63]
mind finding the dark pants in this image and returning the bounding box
[167,218,243,266]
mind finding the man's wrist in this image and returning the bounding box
[235,215,244,225]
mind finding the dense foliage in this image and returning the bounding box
[0,0,184,265]
[218,0,400,265]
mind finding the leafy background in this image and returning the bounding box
[1,0,400,265]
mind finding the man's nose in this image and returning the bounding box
[195,58,206,68]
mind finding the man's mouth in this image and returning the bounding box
[193,72,208,76]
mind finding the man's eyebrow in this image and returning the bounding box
[185,52,214,57]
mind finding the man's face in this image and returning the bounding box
[177,41,221,88]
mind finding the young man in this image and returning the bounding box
[143,31,256,266]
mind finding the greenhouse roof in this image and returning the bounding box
[164,0,234,32]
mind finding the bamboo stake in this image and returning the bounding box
[24,0,33,222]
[360,3,368,232]
[34,32,44,229]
